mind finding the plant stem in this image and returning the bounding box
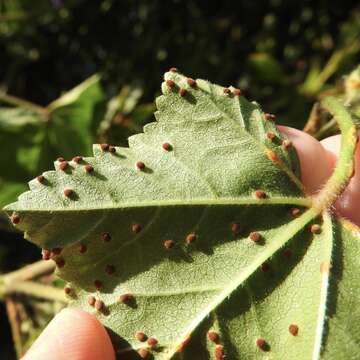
[5,296,23,358]
[0,91,48,116]
[0,260,67,302]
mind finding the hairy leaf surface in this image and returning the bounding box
[5,71,360,360]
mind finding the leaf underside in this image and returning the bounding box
[5,71,360,360]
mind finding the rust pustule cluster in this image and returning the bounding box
[59,161,68,171]
[42,249,51,260]
[136,161,145,171]
[254,190,267,199]
[102,232,111,242]
[132,223,142,233]
[85,164,94,173]
[207,330,219,343]
[310,224,321,234]
[88,296,96,307]
[138,348,149,359]
[94,280,103,290]
[72,156,83,163]
[164,239,174,249]
[288,324,299,336]
[162,142,172,151]
[186,232,197,244]
[63,188,74,198]
[282,139,292,149]
[215,345,224,359]
[187,78,196,87]
[95,299,105,312]
[55,259,65,268]
[79,244,87,253]
[249,232,261,242]
[290,208,301,217]
[264,113,276,121]
[105,265,115,275]
[11,214,20,224]
[64,286,72,295]
[266,132,276,141]
[119,293,134,303]
[166,79,175,89]
[37,175,45,183]
[100,143,110,151]
[147,337,158,348]
[179,88,187,97]
[231,223,240,235]
[135,331,147,342]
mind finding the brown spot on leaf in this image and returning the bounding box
[223,88,231,95]
[185,233,197,244]
[42,249,51,260]
[102,232,111,242]
[135,332,147,342]
[138,348,149,359]
[132,223,142,234]
[166,79,175,89]
[105,265,115,275]
[136,161,145,171]
[162,142,172,151]
[249,232,261,242]
[164,239,174,249]
[147,337,158,348]
[85,165,94,173]
[64,286,72,295]
[88,296,96,306]
[231,223,240,235]
[55,259,65,268]
[290,208,301,217]
[264,113,276,121]
[187,78,196,87]
[179,88,187,97]
[266,132,276,141]
[254,190,267,199]
[310,224,321,234]
[94,280,103,290]
[79,244,87,254]
[63,188,74,198]
[288,324,299,336]
[282,139,292,149]
[72,156,83,163]
[95,299,105,312]
[100,143,109,151]
[37,175,45,183]
[59,161,68,171]
[119,293,133,303]
[256,338,269,351]
[265,148,280,163]
[215,345,224,359]
[11,214,20,224]
[207,330,219,343]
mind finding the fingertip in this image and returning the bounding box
[23,308,115,360]
[278,126,332,195]
[321,135,360,226]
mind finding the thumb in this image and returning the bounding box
[23,308,115,360]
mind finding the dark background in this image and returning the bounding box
[0,0,359,358]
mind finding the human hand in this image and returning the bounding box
[23,127,360,360]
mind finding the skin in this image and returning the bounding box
[23,127,360,360]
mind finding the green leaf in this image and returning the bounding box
[4,72,359,359]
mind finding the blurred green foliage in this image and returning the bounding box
[0,0,359,358]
